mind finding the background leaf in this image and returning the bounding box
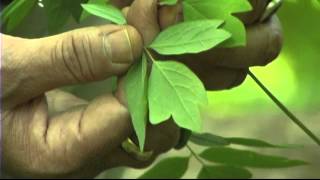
[190,133,230,146]
[149,20,231,55]
[197,165,252,179]
[139,157,189,179]
[1,0,37,33]
[148,60,208,132]
[159,0,178,6]
[68,0,89,22]
[191,133,299,149]
[43,0,88,34]
[226,137,300,148]
[183,0,252,47]
[200,147,308,168]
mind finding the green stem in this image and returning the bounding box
[248,70,320,146]
[186,145,206,166]
[144,48,156,62]
[186,145,211,176]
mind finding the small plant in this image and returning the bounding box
[81,0,320,150]
[2,0,319,178]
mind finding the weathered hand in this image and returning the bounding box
[124,0,283,90]
[1,24,179,178]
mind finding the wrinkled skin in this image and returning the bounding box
[1,0,282,178]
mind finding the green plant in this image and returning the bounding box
[2,0,319,178]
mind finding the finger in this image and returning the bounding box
[110,0,132,8]
[159,0,269,26]
[159,3,182,30]
[127,0,159,45]
[105,120,181,169]
[237,0,270,25]
[122,7,130,18]
[142,120,180,154]
[181,63,248,90]
[45,89,88,117]
[173,16,282,69]
[46,94,132,165]
[3,93,132,177]
[2,25,143,109]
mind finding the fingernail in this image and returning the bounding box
[106,26,142,64]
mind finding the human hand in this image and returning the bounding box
[124,0,283,90]
[1,24,179,178]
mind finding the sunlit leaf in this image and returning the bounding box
[183,0,252,47]
[125,54,148,151]
[81,3,126,24]
[149,20,231,55]
[148,61,208,132]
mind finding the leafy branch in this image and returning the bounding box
[139,135,307,179]
[78,0,320,151]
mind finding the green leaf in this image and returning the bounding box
[81,3,126,24]
[42,0,71,34]
[149,20,231,55]
[183,0,252,47]
[190,133,298,149]
[43,0,89,34]
[80,0,106,21]
[190,133,230,146]
[125,55,148,151]
[67,0,89,23]
[198,165,252,179]
[159,0,178,6]
[1,0,37,33]
[148,61,208,132]
[139,157,189,179]
[226,137,292,148]
[200,147,308,168]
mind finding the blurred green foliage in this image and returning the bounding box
[208,0,320,118]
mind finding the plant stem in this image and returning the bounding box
[186,145,212,176]
[186,145,206,166]
[248,70,320,146]
[144,48,156,62]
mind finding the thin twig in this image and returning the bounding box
[186,145,206,166]
[186,145,213,176]
[248,70,320,146]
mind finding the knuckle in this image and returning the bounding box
[228,70,248,89]
[263,28,283,66]
[146,121,181,154]
[237,0,268,25]
[128,158,156,169]
[54,32,97,82]
[260,16,283,66]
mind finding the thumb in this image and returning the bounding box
[3,25,142,109]
[36,25,143,85]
